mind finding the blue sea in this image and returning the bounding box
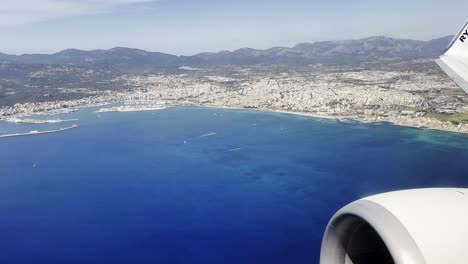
[1,106,468,264]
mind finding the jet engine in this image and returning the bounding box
[320,188,468,264]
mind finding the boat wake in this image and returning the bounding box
[224,148,242,152]
[199,132,217,138]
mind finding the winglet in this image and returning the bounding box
[436,20,468,94]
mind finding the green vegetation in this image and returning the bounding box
[425,113,468,124]
[441,88,468,98]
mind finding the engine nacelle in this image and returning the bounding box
[320,188,468,264]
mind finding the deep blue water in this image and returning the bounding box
[1,106,468,264]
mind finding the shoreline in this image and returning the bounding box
[0,124,79,139]
[196,104,468,135]
[2,101,468,136]
[1,62,467,137]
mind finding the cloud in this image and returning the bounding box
[0,0,158,27]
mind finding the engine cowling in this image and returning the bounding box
[320,188,468,264]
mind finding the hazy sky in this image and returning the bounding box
[1,0,467,55]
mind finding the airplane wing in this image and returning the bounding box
[436,20,468,94]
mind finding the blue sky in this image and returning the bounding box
[1,0,467,55]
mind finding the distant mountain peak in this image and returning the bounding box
[0,35,454,69]
[362,35,390,40]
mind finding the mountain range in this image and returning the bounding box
[0,35,454,73]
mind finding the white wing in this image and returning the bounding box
[436,20,468,94]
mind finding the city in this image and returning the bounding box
[2,60,468,134]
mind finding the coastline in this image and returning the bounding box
[2,61,468,137]
[2,100,468,136]
[197,104,468,135]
